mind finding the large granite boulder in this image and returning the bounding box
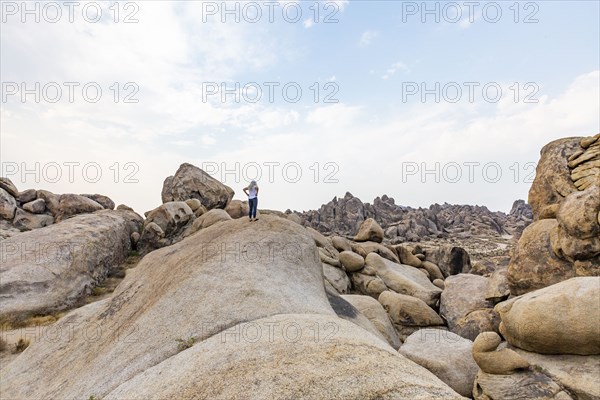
[0,187,17,220]
[496,277,600,355]
[0,209,143,322]
[440,274,499,340]
[161,163,234,209]
[528,137,581,219]
[137,201,195,255]
[354,218,384,243]
[399,329,479,397]
[342,294,402,349]
[366,253,442,307]
[551,185,600,261]
[507,219,574,296]
[55,194,104,221]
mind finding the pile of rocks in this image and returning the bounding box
[0,177,118,239]
[1,213,465,400]
[295,192,532,242]
[464,133,600,399]
[509,133,600,295]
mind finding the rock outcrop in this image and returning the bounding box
[0,209,142,322]
[0,177,119,239]
[0,215,464,399]
[161,163,234,209]
[508,133,599,296]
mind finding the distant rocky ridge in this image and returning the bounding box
[293,193,533,242]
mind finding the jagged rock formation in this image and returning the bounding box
[295,192,532,242]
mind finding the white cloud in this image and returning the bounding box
[359,30,377,47]
[382,61,410,79]
[326,0,350,12]
[303,18,314,28]
[306,104,363,127]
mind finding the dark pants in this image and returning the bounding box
[248,197,258,218]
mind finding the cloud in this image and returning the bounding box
[303,18,314,28]
[382,62,410,80]
[359,30,377,47]
[306,104,363,127]
[327,0,350,11]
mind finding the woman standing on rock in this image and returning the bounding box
[243,180,259,222]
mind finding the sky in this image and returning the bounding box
[1,0,599,215]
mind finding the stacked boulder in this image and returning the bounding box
[0,177,118,239]
[137,163,234,255]
[299,217,478,346]
[468,133,600,400]
[508,134,600,295]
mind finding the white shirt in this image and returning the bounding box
[248,186,258,199]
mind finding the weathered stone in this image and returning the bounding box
[514,348,600,400]
[224,199,249,219]
[352,241,400,264]
[395,244,423,267]
[81,194,115,210]
[473,370,572,400]
[485,266,510,303]
[454,309,501,341]
[12,208,54,231]
[338,250,364,272]
[423,245,471,278]
[322,263,350,294]
[440,274,495,340]
[379,291,444,327]
[22,198,46,214]
[332,235,351,252]
[17,189,37,204]
[342,294,402,349]
[528,137,581,219]
[507,219,574,296]
[0,215,464,400]
[366,253,442,307]
[421,261,444,281]
[0,177,19,197]
[551,185,600,261]
[472,332,529,375]
[56,194,103,221]
[400,329,478,397]
[0,210,142,321]
[354,217,384,243]
[0,187,17,220]
[161,163,234,209]
[351,273,388,298]
[497,277,600,355]
[191,208,232,231]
